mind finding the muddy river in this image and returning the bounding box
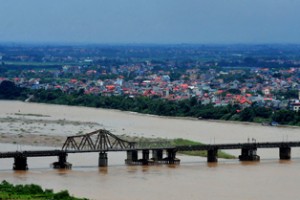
[1,101,300,199]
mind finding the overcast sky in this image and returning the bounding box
[1,0,300,44]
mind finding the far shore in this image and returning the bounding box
[3,99,300,128]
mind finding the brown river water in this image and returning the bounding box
[1,101,300,199]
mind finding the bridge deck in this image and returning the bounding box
[176,141,300,151]
[0,150,63,158]
[1,141,300,159]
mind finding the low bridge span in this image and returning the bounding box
[176,141,300,151]
[0,150,63,158]
[0,129,299,170]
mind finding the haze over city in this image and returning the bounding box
[1,0,300,44]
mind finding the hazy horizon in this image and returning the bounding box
[1,0,300,44]
[2,41,300,47]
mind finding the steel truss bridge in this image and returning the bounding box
[0,129,299,170]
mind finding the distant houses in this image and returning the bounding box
[2,63,300,113]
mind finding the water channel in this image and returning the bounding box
[1,143,300,200]
[1,101,300,199]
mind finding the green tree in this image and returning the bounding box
[239,107,255,121]
[227,88,241,94]
[0,80,22,99]
[253,106,272,119]
[272,110,295,124]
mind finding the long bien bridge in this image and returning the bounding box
[1,129,300,170]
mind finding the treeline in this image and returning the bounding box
[1,80,300,126]
[0,180,88,200]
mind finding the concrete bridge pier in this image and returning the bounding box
[279,147,291,160]
[239,147,260,161]
[141,150,150,165]
[13,155,28,170]
[99,152,108,167]
[125,150,138,164]
[207,148,218,163]
[52,153,72,169]
[165,149,180,164]
[152,149,163,161]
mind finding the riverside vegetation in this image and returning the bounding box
[1,80,299,126]
[0,180,88,200]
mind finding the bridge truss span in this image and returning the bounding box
[62,129,136,151]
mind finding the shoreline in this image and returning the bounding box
[4,99,300,129]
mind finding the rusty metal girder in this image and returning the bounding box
[62,129,135,151]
